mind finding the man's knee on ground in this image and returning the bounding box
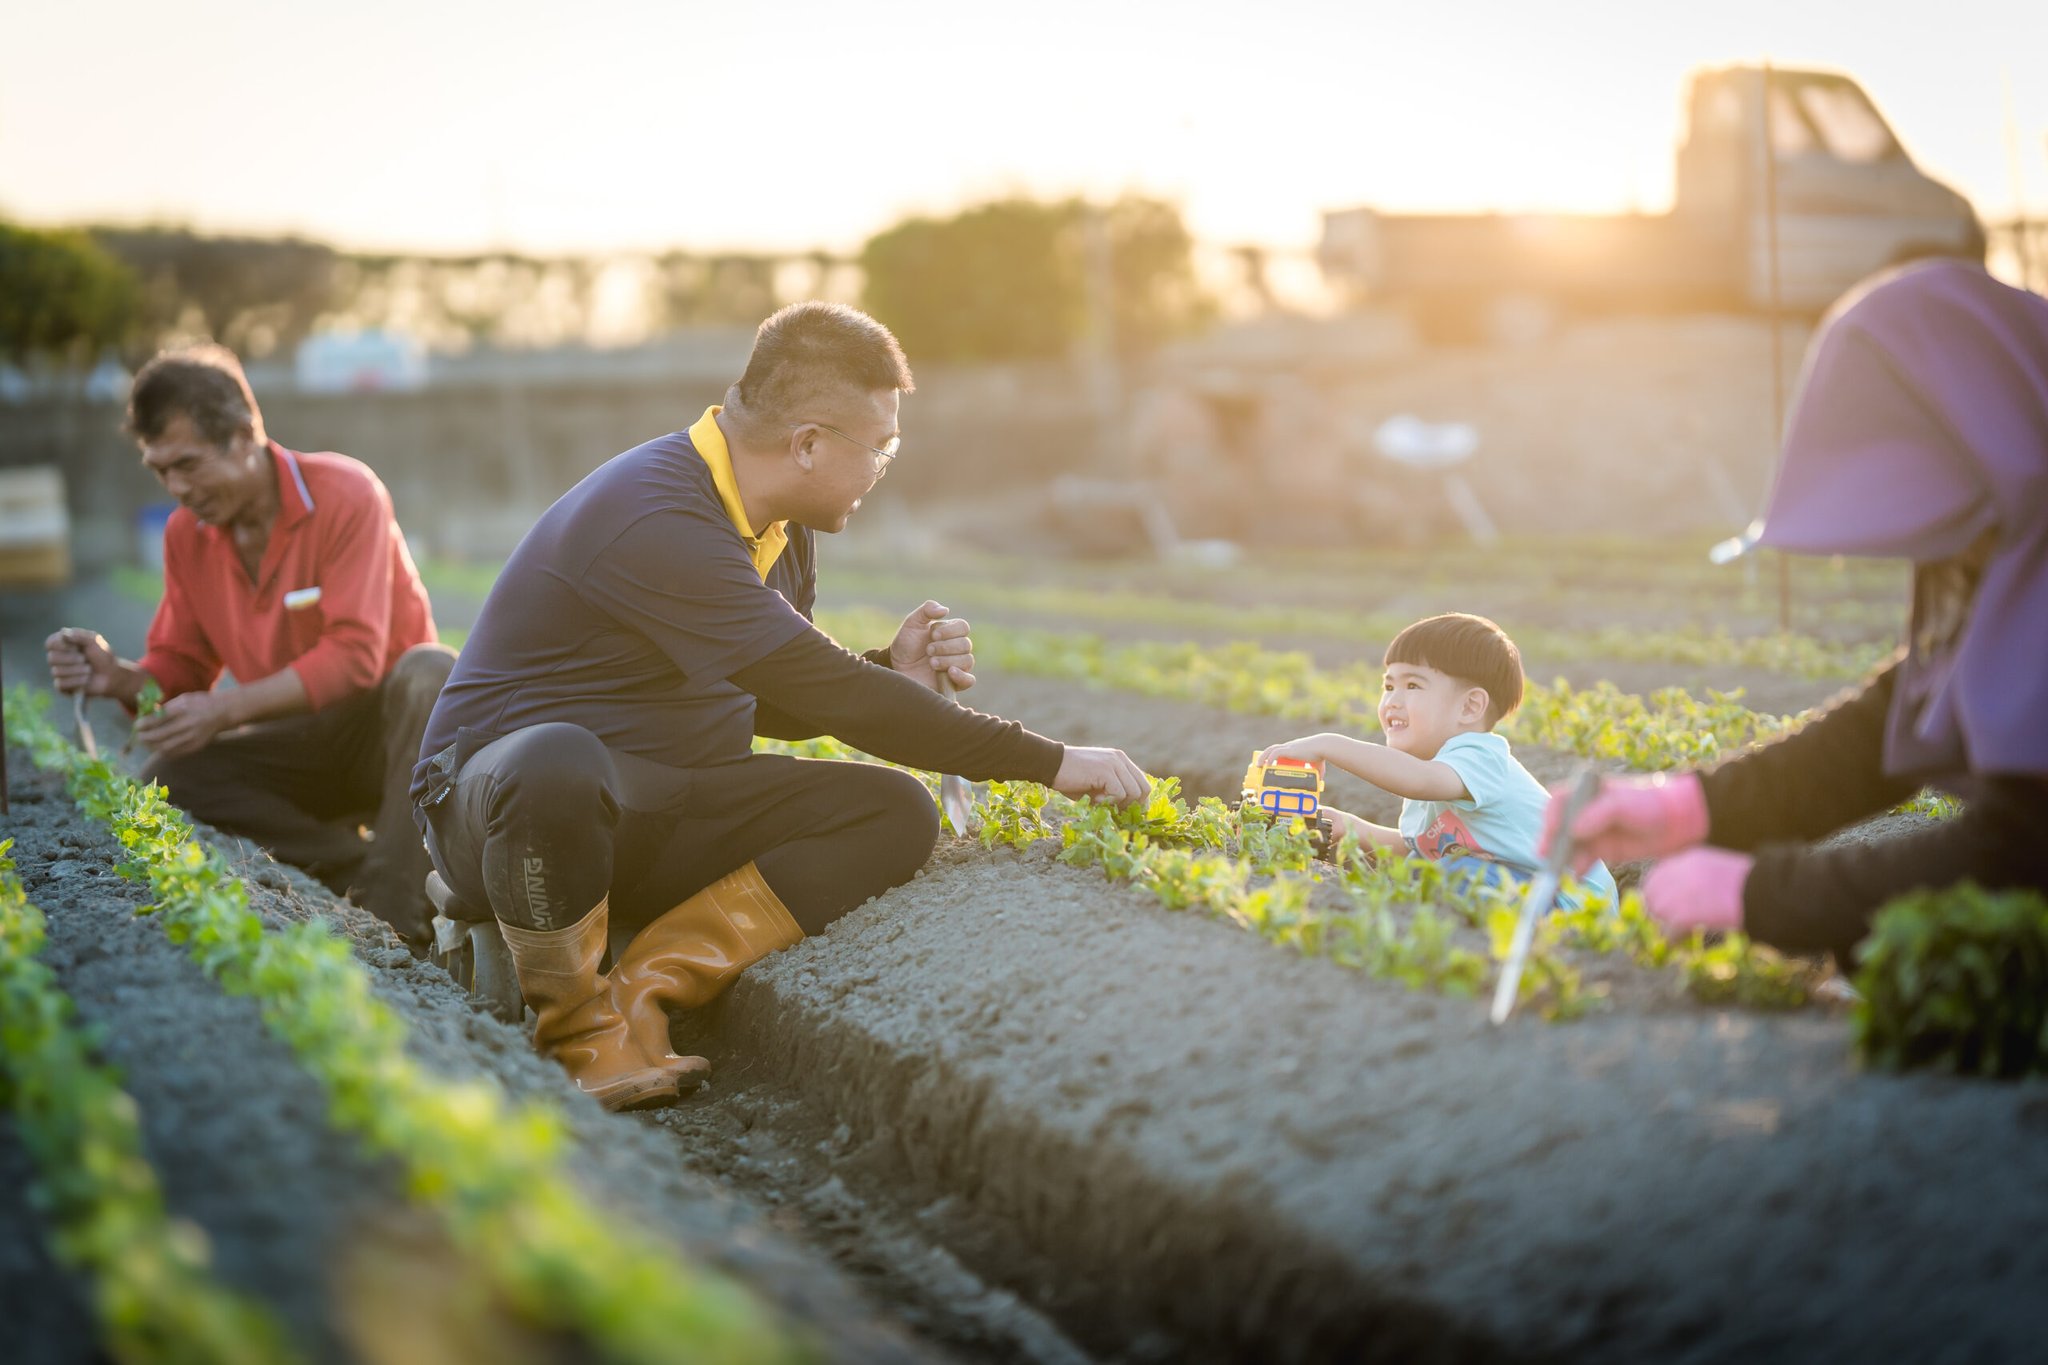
[866,765,942,885]
[484,723,619,820]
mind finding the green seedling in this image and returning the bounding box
[757,721,1811,1022]
[4,688,800,1365]
[1,847,300,1365]
[119,679,165,759]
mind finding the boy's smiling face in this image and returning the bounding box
[1379,662,1488,759]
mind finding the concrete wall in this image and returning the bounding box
[0,363,1105,569]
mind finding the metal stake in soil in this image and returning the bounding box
[933,672,976,835]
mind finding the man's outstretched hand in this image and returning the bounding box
[1051,746,1150,806]
[889,600,975,691]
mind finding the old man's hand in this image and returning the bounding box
[133,690,234,760]
[889,600,975,692]
[46,628,118,697]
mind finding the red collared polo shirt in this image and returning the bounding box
[137,441,437,711]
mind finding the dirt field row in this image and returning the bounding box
[679,835,2048,1362]
[0,753,952,1365]
[11,662,2048,1362]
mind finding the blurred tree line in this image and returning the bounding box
[0,195,1210,366]
[0,224,137,363]
[860,196,1212,361]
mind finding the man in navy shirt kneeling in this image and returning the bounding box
[413,302,1148,1111]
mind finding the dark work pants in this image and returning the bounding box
[142,644,457,939]
[419,723,941,937]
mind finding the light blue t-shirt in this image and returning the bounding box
[1398,732,1618,910]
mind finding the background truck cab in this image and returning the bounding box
[1319,65,1983,340]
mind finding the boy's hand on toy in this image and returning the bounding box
[1640,848,1751,933]
[1257,735,1330,767]
[1053,746,1151,806]
[1541,772,1709,873]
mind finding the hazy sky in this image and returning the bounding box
[5,0,2044,255]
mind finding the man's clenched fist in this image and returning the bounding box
[45,628,119,698]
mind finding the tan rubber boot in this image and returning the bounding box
[608,863,806,1044]
[498,899,711,1112]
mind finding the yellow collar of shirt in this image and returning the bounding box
[689,406,788,582]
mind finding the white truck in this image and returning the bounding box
[1318,66,1983,339]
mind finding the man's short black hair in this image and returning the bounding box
[734,302,914,430]
[1384,613,1525,727]
[126,344,262,446]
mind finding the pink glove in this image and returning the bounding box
[1541,772,1710,873]
[1640,848,1752,933]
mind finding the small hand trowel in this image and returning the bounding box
[73,692,99,761]
[1490,767,1601,1026]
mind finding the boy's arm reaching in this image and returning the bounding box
[1262,733,1469,803]
[1322,806,1406,852]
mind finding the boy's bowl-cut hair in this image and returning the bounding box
[1383,613,1525,727]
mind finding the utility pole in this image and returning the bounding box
[1080,204,1126,475]
[1760,60,1792,633]
[2003,69,2035,291]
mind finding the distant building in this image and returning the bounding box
[295,330,428,393]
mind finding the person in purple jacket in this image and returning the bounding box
[1544,258,2048,963]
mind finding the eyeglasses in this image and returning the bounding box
[794,420,901,464]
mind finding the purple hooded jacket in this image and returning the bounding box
[1757,259,2048,780]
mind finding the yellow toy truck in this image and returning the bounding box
[1240,753,1339,859]
[1242,754,1324,818]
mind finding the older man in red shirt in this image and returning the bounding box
[46,344,454,942]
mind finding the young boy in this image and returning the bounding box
[1261,612,1617,907]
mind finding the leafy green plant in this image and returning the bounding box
[1895,788,1963,821]
[1484,905,1599,1020]
[1507,679,1793,771]
[0,845,299,1365]
[6,689,800,1365]
[120,679,166,760]
[974,780,1053,849]
[1554,889,1812,1009]
[1554,890,1676,968]
[969,771,1589,1014]
[753,672,1817,1019]
[1323,899,1489,997]
[1680,932,1815,1010]
[1852,884,2048,1078]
